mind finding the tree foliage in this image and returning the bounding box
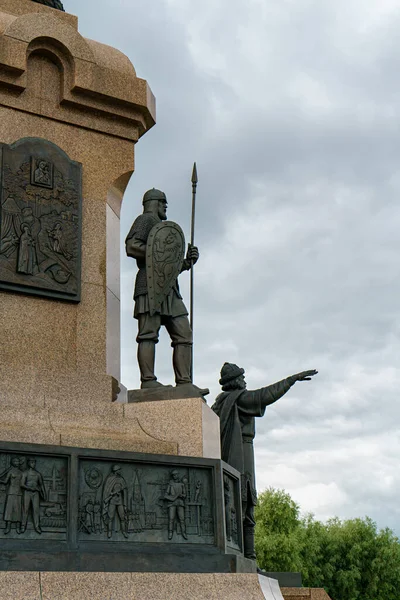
[255,488,400,600]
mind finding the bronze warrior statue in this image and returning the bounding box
[212,363,318,560]
[126,188,199,389]
[31,0,65,10]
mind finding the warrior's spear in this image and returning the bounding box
[190,162,198,380]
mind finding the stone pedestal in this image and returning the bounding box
[0,572,267,600]
[0,376,220,456]
[0,0,155,412]
[125,397,221,458]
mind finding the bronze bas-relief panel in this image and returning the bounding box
[79,459,215,545]
[0,443,248,572]
[223,472,241,552]
[0,452,68,541]
[0,138,82,302]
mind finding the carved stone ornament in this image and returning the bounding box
[146,221,185,316]
[0,138,82,302]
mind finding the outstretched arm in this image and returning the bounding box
[287,370,318,385]
[238,370,318,415]
[262,370,318,407]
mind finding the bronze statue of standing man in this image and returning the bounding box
[212,363,318,560]
[126,189,199,390]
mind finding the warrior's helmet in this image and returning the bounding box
[142,188,167,205]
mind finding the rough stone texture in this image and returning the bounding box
[0,400,178,455]
[0,0,155,434]
[0,572,41,599]
[281,589,332,600]
[38,572,266,599]
[0,570,277,598]
[0,366,223,456]
[125,398,221,458]
[0,0,76,23]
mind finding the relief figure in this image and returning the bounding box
[85,500,94,532]
[164,470,187,540]
[102,465,129,539]
[0,196,21,257]
[47,222,72,260]
[17,223,38,275]
[34,160,52,187]
[223,476,231,542]
[20,459,47,534]
[0,457,23,534]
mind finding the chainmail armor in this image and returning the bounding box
[125,213,160,298]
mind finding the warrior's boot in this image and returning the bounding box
[243,525,256,560]
[168,525,173,540]
[173,344,192,385]
[173,344,209,396]
[4,522,11,535]
[138,341,164,388]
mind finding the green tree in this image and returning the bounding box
[255,488,302,572]
[255,488,400,600]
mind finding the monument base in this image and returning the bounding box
[0,372,220,457]
[0,546,256,575]
[0,571,268,599]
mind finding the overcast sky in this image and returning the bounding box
[67,0,400,534]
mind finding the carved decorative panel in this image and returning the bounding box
[79,459,214,545]
[0,138,82,302]
[0,443,246,574]
[0,452,68,540]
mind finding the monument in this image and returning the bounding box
[0,1,276,598]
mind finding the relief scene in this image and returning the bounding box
[0,453,68,540]
[0,139,82,301]
[79,460,215,545]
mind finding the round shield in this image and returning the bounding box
[146,221,185,316]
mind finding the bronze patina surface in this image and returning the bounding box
[126,188,201,391]
[0,138,82,302]
[212,364,318,559]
